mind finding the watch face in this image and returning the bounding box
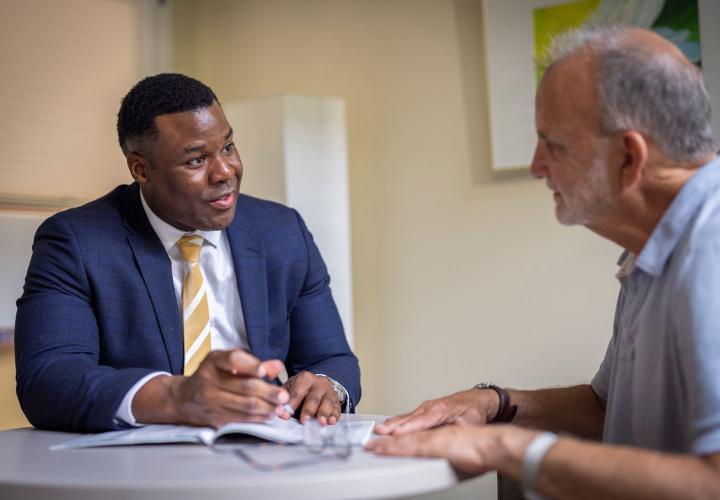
[334,385,346,403]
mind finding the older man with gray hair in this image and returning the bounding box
[367,25,720,499]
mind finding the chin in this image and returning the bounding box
[555,206,575,226]
[202,214,236,231]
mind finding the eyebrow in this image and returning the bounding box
[182,128,234,155]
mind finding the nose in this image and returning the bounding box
[209,155,236,184]
[530,142,548,179]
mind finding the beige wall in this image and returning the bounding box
[173,0,621,417]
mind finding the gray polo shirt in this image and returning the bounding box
[592,156,720,455]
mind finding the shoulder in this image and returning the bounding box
[692,192,720,238]
[668,191,720,332]
[39,185,130,241]
[679,190,720,261]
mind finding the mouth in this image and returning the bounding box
[208,190,236,210]
[546,182,560,201]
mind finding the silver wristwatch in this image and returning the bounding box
[317,374,347,406]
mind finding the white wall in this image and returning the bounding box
[223,96,355,346]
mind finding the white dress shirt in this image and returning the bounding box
[115,192,248,425]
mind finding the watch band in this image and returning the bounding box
[316,374,347,405]
[522,431,559,500]
[473,382,518,423]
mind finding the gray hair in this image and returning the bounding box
[542,25,717,163]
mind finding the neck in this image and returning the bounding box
[585,156,712,254]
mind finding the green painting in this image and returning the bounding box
[533,0,701,82]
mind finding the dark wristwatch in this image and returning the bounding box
[473,382,518,423]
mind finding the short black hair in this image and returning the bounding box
[117,73,219,154]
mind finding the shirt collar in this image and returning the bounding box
[139,190,222,252]
[615,251,636,280]
[633,155,720,277]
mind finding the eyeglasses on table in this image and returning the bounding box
[212,419,354,471]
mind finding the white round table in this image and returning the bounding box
[0,415,464,500]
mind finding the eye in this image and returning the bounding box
[188,156,206,167]
[544,140,562,160]
[222,142,235,154]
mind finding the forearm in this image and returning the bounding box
[494,430,720,500]
[507,384,604,439]
[544,440,720,500]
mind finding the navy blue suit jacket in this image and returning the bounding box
[15,183,360,432]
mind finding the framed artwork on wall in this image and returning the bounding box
[481,0,719,172]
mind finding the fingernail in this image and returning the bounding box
[257,365,267,378]
[277,391,289,404]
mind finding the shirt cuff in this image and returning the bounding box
[114,371,172,426]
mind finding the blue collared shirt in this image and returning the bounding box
[592,156,720,454]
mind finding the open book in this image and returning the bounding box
[50,417,376,450]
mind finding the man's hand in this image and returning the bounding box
[133,349,290,428]
[280,371,341,425]
[366,424,537,476]
[374,389,499,436]
[370,427,720,500]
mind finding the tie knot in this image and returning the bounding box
[177,235,204,263]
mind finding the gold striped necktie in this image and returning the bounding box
[177,235,211,375]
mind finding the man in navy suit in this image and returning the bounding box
[14,73,360,433]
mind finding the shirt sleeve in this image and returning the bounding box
[591,338,613,401]
[114,371,171,426]
[591,291,624,401]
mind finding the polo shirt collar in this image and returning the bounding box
[634,155,720,277]
[139,190,222,252]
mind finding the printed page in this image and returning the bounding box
[212,417,304,445]
[213,418,375,446]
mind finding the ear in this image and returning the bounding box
[126,153,149,184]
[618,131,648,190]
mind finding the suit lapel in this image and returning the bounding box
[122,184,183,374]
[226,202,269,360]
